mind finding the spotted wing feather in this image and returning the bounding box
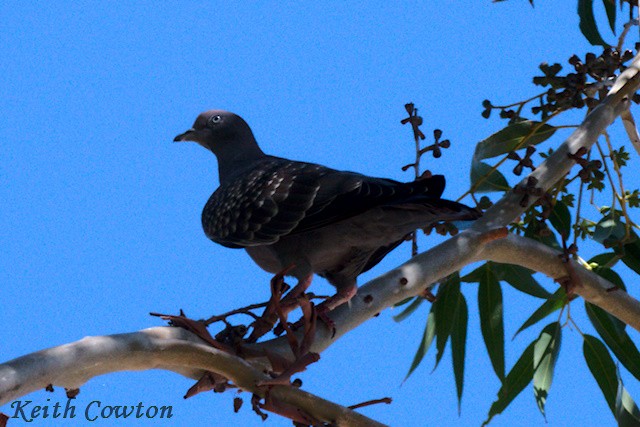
[202,156,474,248]
[202,158,324,247]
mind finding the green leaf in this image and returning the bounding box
[602,0,616,34]
[592,217,640,274]
[588,252,619,269]
[548,200,572,239]
[393,297,413,307]
[483,341,536,426]
[616,375,640,427]
[587,301,626,334]
[393,296,424,322]
[593,216,626,246]
[405,310,436,381]
[474,121,557,160]
[583,334,617,413]
[578,0,611,47]
[620,239,640,276]
[514,287,566,337]
[533,322,562,418]
[433,274,461,370]
[494,263,551,299]
[463,262,550,299]
[478,265,505,380]
[593,266,627,292]
[461,263,485,283]
[451,293,468,414]
[470,160,511,193]
[586,302,640,381]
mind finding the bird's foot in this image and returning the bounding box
[248,271,313,342]
[319,284,358,312]
[276,295,317,358]
[273,298,336,339]
[274,285,356,338]
[313,285,357,338]
[247,269,293,342]
[315,305,336,337]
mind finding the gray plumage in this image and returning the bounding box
[175,110,480,310]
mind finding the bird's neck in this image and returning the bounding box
[215,138,265,183]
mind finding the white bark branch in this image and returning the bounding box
[262,232,640,359]
[2,231,636,417]
[620,107,640,156]
[482,235,640,329]
[0,328,386,427]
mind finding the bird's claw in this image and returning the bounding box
[315,305,337,338]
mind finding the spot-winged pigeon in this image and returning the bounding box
[174,110,480,318]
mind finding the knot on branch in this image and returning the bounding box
[555,238,581,298]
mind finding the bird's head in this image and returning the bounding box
[174,110,256,154]
[174,110,265,182]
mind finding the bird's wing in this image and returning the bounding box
[294,167,446,232]
[202,156,468,248]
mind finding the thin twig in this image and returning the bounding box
[603,132,633,240]
[594,139,619,212]
[617,18,638,51]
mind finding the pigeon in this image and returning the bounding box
[175,110,480,330]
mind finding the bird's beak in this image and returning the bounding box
[173,129,196,142]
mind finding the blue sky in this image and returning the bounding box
[1,1,638,426]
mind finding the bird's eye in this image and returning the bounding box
[209,115,222,125]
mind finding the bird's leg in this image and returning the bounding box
[277,274,313,314]
[269,274,315,337]
[248,269,313,342]
[320,284,358,311]
[278,283,358,337]
[247,269,290,342]
[314,284,358,334]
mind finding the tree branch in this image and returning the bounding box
[472,51,640,232]
[620,107,640,156]
[261,231,640,360]
[2,230,636,420]
[0,327,386,427]
[481,234,640,330]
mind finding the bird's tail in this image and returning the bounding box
[384,198,481,234]
[424,199,481,232]
[428,198,482,222]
